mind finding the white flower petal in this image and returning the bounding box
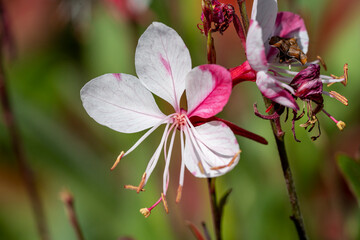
[251,0,278,42]
[135,22,192,111]
[80,73,166,133]
[184,121,240,178]
[246,21,268,72]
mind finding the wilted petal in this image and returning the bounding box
[135,22,192,111]
[251,0,278,42]
[186,65,232,119]
[80,73,166,133]
[184,121,240,178]
[256,71,299,110]
[246,20,268,72]
[273,12,309,54]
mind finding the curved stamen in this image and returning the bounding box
[110,151,124,171]
[210,150,241,170]
[323,91,349,106]
[163,122,177,165]
[184,127,210,173]
[184,115,234,158]
[162,126,177,195]
[144,123,171,184]
[176,127,186,204]
[124,114,175,157]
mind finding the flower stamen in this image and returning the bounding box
[124,185,145,192]
[316,55,327,71]
[110,151,124,171]
[322,109,346,131]
[329,91,348,106]
[137,173,147,193]
[210,150,241,170]
[161,193,169,214]
[198,162,205,174]
[328,63,348,87]
[176,185,183,204]
[140,208,151,218]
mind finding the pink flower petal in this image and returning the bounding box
[256,71,299,110]
[273,12,309,54]
[135,22,192,111]
[80,73,166,133]
[246,20,268,72]
[184,121,240,178]
[251,0,278,42]
[186,64,232,119]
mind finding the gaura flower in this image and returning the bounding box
[231,0,348,140]
[80,22,266,217]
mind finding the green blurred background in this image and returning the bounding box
[0,0,359,239]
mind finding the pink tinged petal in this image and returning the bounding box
[256,71,299,110]
[273,12,309,54]
[80,73,166,133]
[186,64,232,119]
[251,0,278,42]
[135,22,192,111]
[246,21,268,72]
[184,121,240,178]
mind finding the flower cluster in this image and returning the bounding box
[80,0,349,218]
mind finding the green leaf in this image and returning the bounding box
[337,155,360,204]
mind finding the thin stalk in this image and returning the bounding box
[263,97,308,240]
[61,190,85,240]
[207,178,221,240]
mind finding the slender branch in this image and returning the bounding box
[207,178,221,240]
[0,4,50,240]
[61,190,85,240]
[263,97,308,240]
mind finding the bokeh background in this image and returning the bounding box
[0,0,359,239]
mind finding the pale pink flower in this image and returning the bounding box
[80,22,242,217]
[235,0,348,140]
[245,0,311,110]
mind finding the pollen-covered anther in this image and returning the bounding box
[175,185,183,204]
[336,121,346,131]
[328,63,348,87]
[161,193,169,214]
[137,173,147,193]
[110,151,124,171]
[197,162,205,174]
[139,208,151,218]
[316,55,327,71]
[211,150,241,170]
[329,91,348,106]
[124,185,145,192]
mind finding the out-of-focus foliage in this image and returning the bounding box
[0,0,359,240]
[337,155,360,204]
